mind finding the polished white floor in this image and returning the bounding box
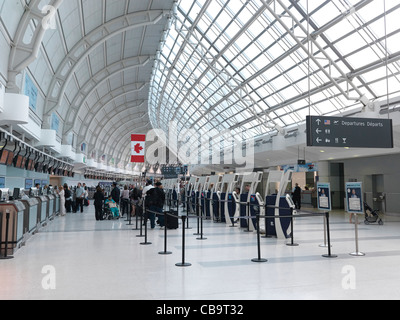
[1,205,400,300]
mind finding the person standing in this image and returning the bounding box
[146,182,165,229]
[58,185,66,216]
[75,183,85,213]
[292,183,302,210]
[121,185,130,217]
[64,184,72,213]
[93,186,105,221]
[111,183,120,207]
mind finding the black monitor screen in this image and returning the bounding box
[13,188,20,200]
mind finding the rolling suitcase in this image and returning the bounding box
[167,210,179,229]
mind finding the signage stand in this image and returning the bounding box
[350,213,365,256]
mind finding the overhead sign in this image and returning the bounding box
[131,134,146,163]
[306,116,393,148]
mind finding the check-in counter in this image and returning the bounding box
[0,201,26,256]
[35,196,49,224]
[47,195,55,219]
[20,198,39,234]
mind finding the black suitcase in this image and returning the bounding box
[166,211,179,229]
[136,205,143,217]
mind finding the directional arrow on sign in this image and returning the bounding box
[316,119,322,125]
[316,129,322,134]
[316,138,322,143]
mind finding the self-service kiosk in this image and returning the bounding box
[196,177,208,217]
[219,174,240,225]
[238,172,263,231]
[204,175,222,220]
[186,176,199,214]
[210,175,223,222]
[162,178,179,209]
[202,176,212,219]
[263,170,296,239]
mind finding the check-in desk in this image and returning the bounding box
[47,194,55,219]
[20,198,39,234]
[0,201,26,256]
[36,196,49,225]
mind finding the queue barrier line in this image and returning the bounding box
[139,200,337,268]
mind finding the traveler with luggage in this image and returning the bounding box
[145,182,165,229]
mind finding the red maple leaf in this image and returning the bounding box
[134,143,144,154]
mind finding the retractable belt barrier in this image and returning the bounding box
[136,191,338,267]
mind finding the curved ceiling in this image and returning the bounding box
[8,0,176,169]
[4,0,400,174]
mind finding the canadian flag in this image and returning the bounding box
[131,134,146,163]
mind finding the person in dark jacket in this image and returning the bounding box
[146,182,165,229]
[111,183,120,205]
[93,186,105,221]
[292,183,302,210]
[64,184,72,213]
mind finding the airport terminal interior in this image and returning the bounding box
[1,0,400,301]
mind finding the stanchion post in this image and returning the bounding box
[159,212,172,255]
[140,209,152,245]
[194,202,200,236]
[176,215,191,267]
[319,215,328,248]
[350,213,365,256]
[196,208,207,241]
[133,207,139,230]
[322,212,337,258]
[252,215,267,263]
[286,208,299,247]
[243,202,252,232]
[136,207,144,237]
[126,201,132,225]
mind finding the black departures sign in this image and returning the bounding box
[306,116,394,149]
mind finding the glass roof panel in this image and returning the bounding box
[149,0,400,142]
